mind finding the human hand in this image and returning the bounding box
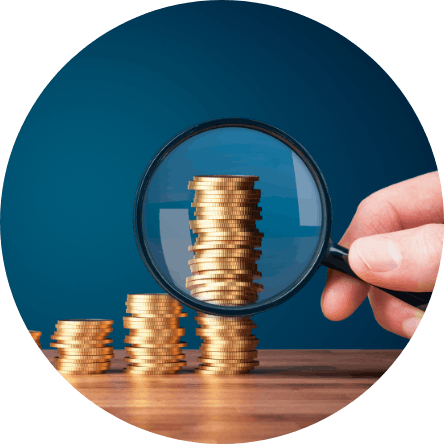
[321,171,443,338]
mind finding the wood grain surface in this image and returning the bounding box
[44,349,401,443]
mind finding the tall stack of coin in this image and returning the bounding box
[50,319,114,374]
[187,175,262,374]
[123,294,187,374]
[29,330,42,349]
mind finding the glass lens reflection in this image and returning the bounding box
[143,127,323,304]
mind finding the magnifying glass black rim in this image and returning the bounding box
[134,117,332,316]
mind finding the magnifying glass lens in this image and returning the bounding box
[140,125,326,310]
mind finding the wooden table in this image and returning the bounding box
[44,349,401,443]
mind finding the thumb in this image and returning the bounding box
[349,224,443,292]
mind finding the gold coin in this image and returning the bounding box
[191,285,261,294]
[124,342,187,349]
[127,293,175,299]
[57,319,113,326]
[55,362,111,369]
[55,326,113,332]
[189,183,255,191]
[125,336,183,344]
[203,336,258,343]
[51,333,110,340]
[123,314,187,321]
[190,290,258,299]
[57,369,106,375]
[192,204,260,210]
[192,227,261,234]
[126,308,183,314]
[188,181,260,190]
[127,329,181,337]
[195,316,253,323]
[202,300,255,306]
[187,276,256,284]
[55,355,114,363]
[193,200,261,206]
[189,257,257,265]
[123,368,178,375]
[51,342,113,350]
[125,360,186,369]
[125,346,183,354]
[190,219,257,226]
[193,188,260,194]
[194,215,262,221]
[191,237,261,244]
[192,246,260,253]
[197,328,254,336]
[190,264,257,273]
[123,321,180,329]
[198,357,257,364]
[189,179,256,186]
[194,368,250,375]
[126,327,185,335]
[200,343,258,351]
[190,280,262,288]
[189,244,259,252]
[186,279,255,290]
[125,306,183,312]
[197,231,263,237]
[194,208,261,214]
[196,323,256,331]
[191,292,258,301]
[124,355,185,364]
[123,316,181,322]
[189,272,261,281]
[194,240,262,248]
[56,347,114,355]
[201,350,258,358]
[192,175,259,182]
[192,249,261,258]
[29,330,42,338]
[126,311,183,318]
[51,339,112,345]
[194,207,262,214]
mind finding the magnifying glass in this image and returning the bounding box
[134,118,431,316]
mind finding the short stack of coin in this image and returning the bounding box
[29,330,42,349]
[50,319,114,374]
[123,294,187,374]
[187,175,262,374]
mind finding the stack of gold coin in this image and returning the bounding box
[50,319,114,374]
[123,294,187,374]
[29,330,42,349]
[187,175,262,374]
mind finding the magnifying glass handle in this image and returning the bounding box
[321,243,431,311]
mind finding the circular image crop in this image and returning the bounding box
[1,2,439,443]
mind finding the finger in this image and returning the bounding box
[342,171,442,249]
[349,224,443,292]
[321,268,370,321]
[368,287,424,339]
[322,172,442,320]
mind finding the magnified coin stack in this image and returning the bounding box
[187,175,262,374]
[29,330,42,349]
[50,319,114,374]
[123,294,187,374]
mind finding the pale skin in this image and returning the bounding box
[321,171,443,339]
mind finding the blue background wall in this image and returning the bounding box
[1,1,435,349]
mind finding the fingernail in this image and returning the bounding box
[356,237,401,272]
[402,316,422,338]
